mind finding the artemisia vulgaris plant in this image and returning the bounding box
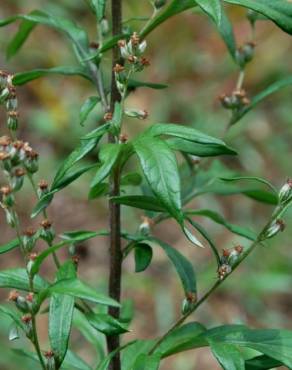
[0,1,292,369]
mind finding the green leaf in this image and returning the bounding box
[230,76,292,125]
[196,0,237,59]
[49,261,76,367]
[121,172,143,186]
[12,66,91,86]
[210,342,245,370]
[121,341,155,370]
[0,10,90,61]
[81,122,111,140]
[48,278,120,307]
[133,135,183,222]
[99,340,140,370]
[167,138,237,157]
[128,79,168,91]
[52,163,97,191]
[0,305,24,331]
[245,355,283,370]
[61,230,104,241]
[0,268,48,292]
[86,312,128,336]
[223,0,292,35]
[140,0,197,38]
[134,243,153,272]
[148,238,197,295]
[132,354,161,370]
[90,144,122,189]
[220,176,278,195]
[89,182,109,200]
[155,322,206,357]
[186,209,257,241]
[0,239,19,254]
[6,18,36,59]
[80,96,100,126]
[111,195,166,212]
[91,0,107,21]
[52,137,99,190]
[147,123,231,146]
[31,191,56,218]
[64,350,92,370]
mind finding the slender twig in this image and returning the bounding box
[236,69,245,91]
[148,208,283,355]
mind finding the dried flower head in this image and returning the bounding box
[23,228,36,237]
[0,185,12,196]
[41,219,52,229]
[38,180,49,190]
[8,290,20,302]
[113,64,125,73]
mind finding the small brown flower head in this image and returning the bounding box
[0,152,11,161]
[118,39,126,48]
[44,350,55,359]
[113,64,125,73]
[119,133,128,143]
[186,292,197,304]
[0,136,12,147]
[130,32,140,46]
[14,168,25,177]
[28,252,38,261]
[25,149,39,160]
[104,112,113,121]
[8,290,20,302]
[7,111,19,119]
[13,140,24,150]
[8,86,17,98]
[41,219,52,229]
[21,314,32,324]
[276,219,286,232]
[140,57,150,67]
[26,292,34,303]
[72,255,80,266]
[128,55,137,64]
[222,249,231,258]
[234,245,244,254]
[141,216,155,228]
[38,180,49,191]
[23,228,36,237]
[0,185,12,196]
[89,41,99,49]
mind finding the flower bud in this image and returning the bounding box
[0,151,12,172]
[154,0,167,9]
[27,253,38,274]
[7,111,19,131]
[11,168,25,191]
[236,42,255,68]
[138,40,147,55]
[44,350,55,370]
[218,263,232,280]
[22,228,37,252]
[0,135,12,151]
[125,108,148,120]
[40,219,55,244]
[1,186,15,207]
[263,219,285,240]
[24,150,39,173]
[279,179,292,204]
[15,296,30,313]
[10,140,25,164]
[181,292,197,315]
[0,87,10,103]
[38,179,49,198]
[21,314,33,338]
[139,216,154,236]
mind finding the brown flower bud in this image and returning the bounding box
[28,252,38,261]
[72,255,80,266]
[0,152,11,161]
[234,245,244,254]
[104,112,113,121]
[89,41,99,49]
[222,249,231,258]
[128,55,137,64]
[130,32,140,46]
[26,292,34,303]
[21,314,32,324]
[44,350,54,359]
[23,228,36,237]
[8,290,20,302]
[0,185,12,196]
[140,57,150,66]
[0,136,12,147]
[7,111,19,119]
[38,180,48,191]
[118,39,126,48]
[13,140,24,150]
[41,219,52,229]
[186,292,197,304]
[119,133,128,143]
[14,168,25,177]
[113,64,125,73]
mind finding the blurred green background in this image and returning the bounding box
[0,1,292,369]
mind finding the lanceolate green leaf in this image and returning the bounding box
[134,243,153,273]
[245,355,283,370]
[12,66,91,86]
[128,79,168,91]
[186,209,257,241]
[132,354,161,370]
[140,0,198,38]
[80,96,100,126]
[0,10,90,60]
[48,278,120,307]
[148,237,197,295]
[167,138,237,157]
[111,195,166,212]
[210,342,245,370]
[90,144,122,189]
[220,176,278,195]
[196,0,237,59]
[0,239,19,254]
[223,0,292,35]
[6,18,36,59]
[49,261,76,367]
[0,269,48,292]
[230,76,292,125]
[86,312,128,336]
[133,135,183,222]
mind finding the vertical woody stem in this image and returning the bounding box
[107,1,122,369]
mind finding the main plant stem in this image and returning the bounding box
[107,1,123,369]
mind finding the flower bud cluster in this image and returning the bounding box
[181,292,197,315]
[219,89,250,111]
[0,70,19,131]
[262,219,285,240]
[218,245,244,280]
